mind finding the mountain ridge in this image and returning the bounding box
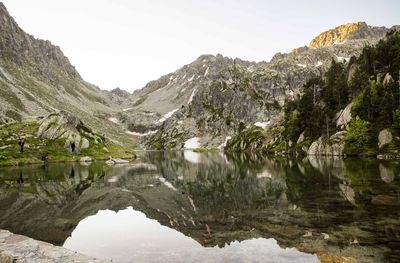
[117,21,396,150]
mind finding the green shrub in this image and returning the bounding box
[344,119,372,154]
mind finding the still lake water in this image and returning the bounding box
[0,151,399,262]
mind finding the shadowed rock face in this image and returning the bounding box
[0,153,399,262]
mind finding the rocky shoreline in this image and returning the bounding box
[0,230,108,263]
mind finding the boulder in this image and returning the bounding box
[378,129,392,149]
[0,145,11,150]
[335,103,352,127]
[38,111,98,152]
[307,133,345,156]
[81,138,90,149]
[37,111,83,140]
[105,159,115,165]
[79,156,92,163]
[297,132,305,144]
[383,73,394,85]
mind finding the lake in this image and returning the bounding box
[0,151,399,262]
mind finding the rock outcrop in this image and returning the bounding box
[37,111,103,151]
[309,22,388,48]
[335,103,353,128]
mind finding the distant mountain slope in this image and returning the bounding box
[0,2,132,144]
[119,22,397,149]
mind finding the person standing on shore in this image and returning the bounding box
[70,141,76,153]
[18,138,25,153]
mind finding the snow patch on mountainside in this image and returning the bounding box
[188,75,196,82]
[156,108,179,124]
[125,130,158,137]
[254,121,271,130]
[204,67,210,77]
[108,117,119,124]
[315,61,323,67]
[188,88,197,104]
[184,137,201,149]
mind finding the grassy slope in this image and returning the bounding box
[0,121,135,166]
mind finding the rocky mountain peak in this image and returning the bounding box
[309,22,388,48]
[0,2,80,80]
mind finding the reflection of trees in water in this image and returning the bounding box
[0,163,107,205]
[143,151,289,214]
[1,153,400,261]
[142,152,400,261]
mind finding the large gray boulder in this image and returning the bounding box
[79,156,93,163]
[378,129,392,149]
[37,111,96,151]
[307,132,346,156]
[37,111,84,140]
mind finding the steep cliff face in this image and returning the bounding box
[121,22,394,150]
[309,22,389,48]
[0,3,131,144]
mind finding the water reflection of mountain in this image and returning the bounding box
[0,153,399,262]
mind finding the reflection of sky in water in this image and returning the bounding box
[64,207,319,263]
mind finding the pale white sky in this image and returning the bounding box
[2,0,399,92]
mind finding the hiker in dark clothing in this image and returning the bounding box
[70,141,76,153]
[41,152,49,163]
[18,138,25,153]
